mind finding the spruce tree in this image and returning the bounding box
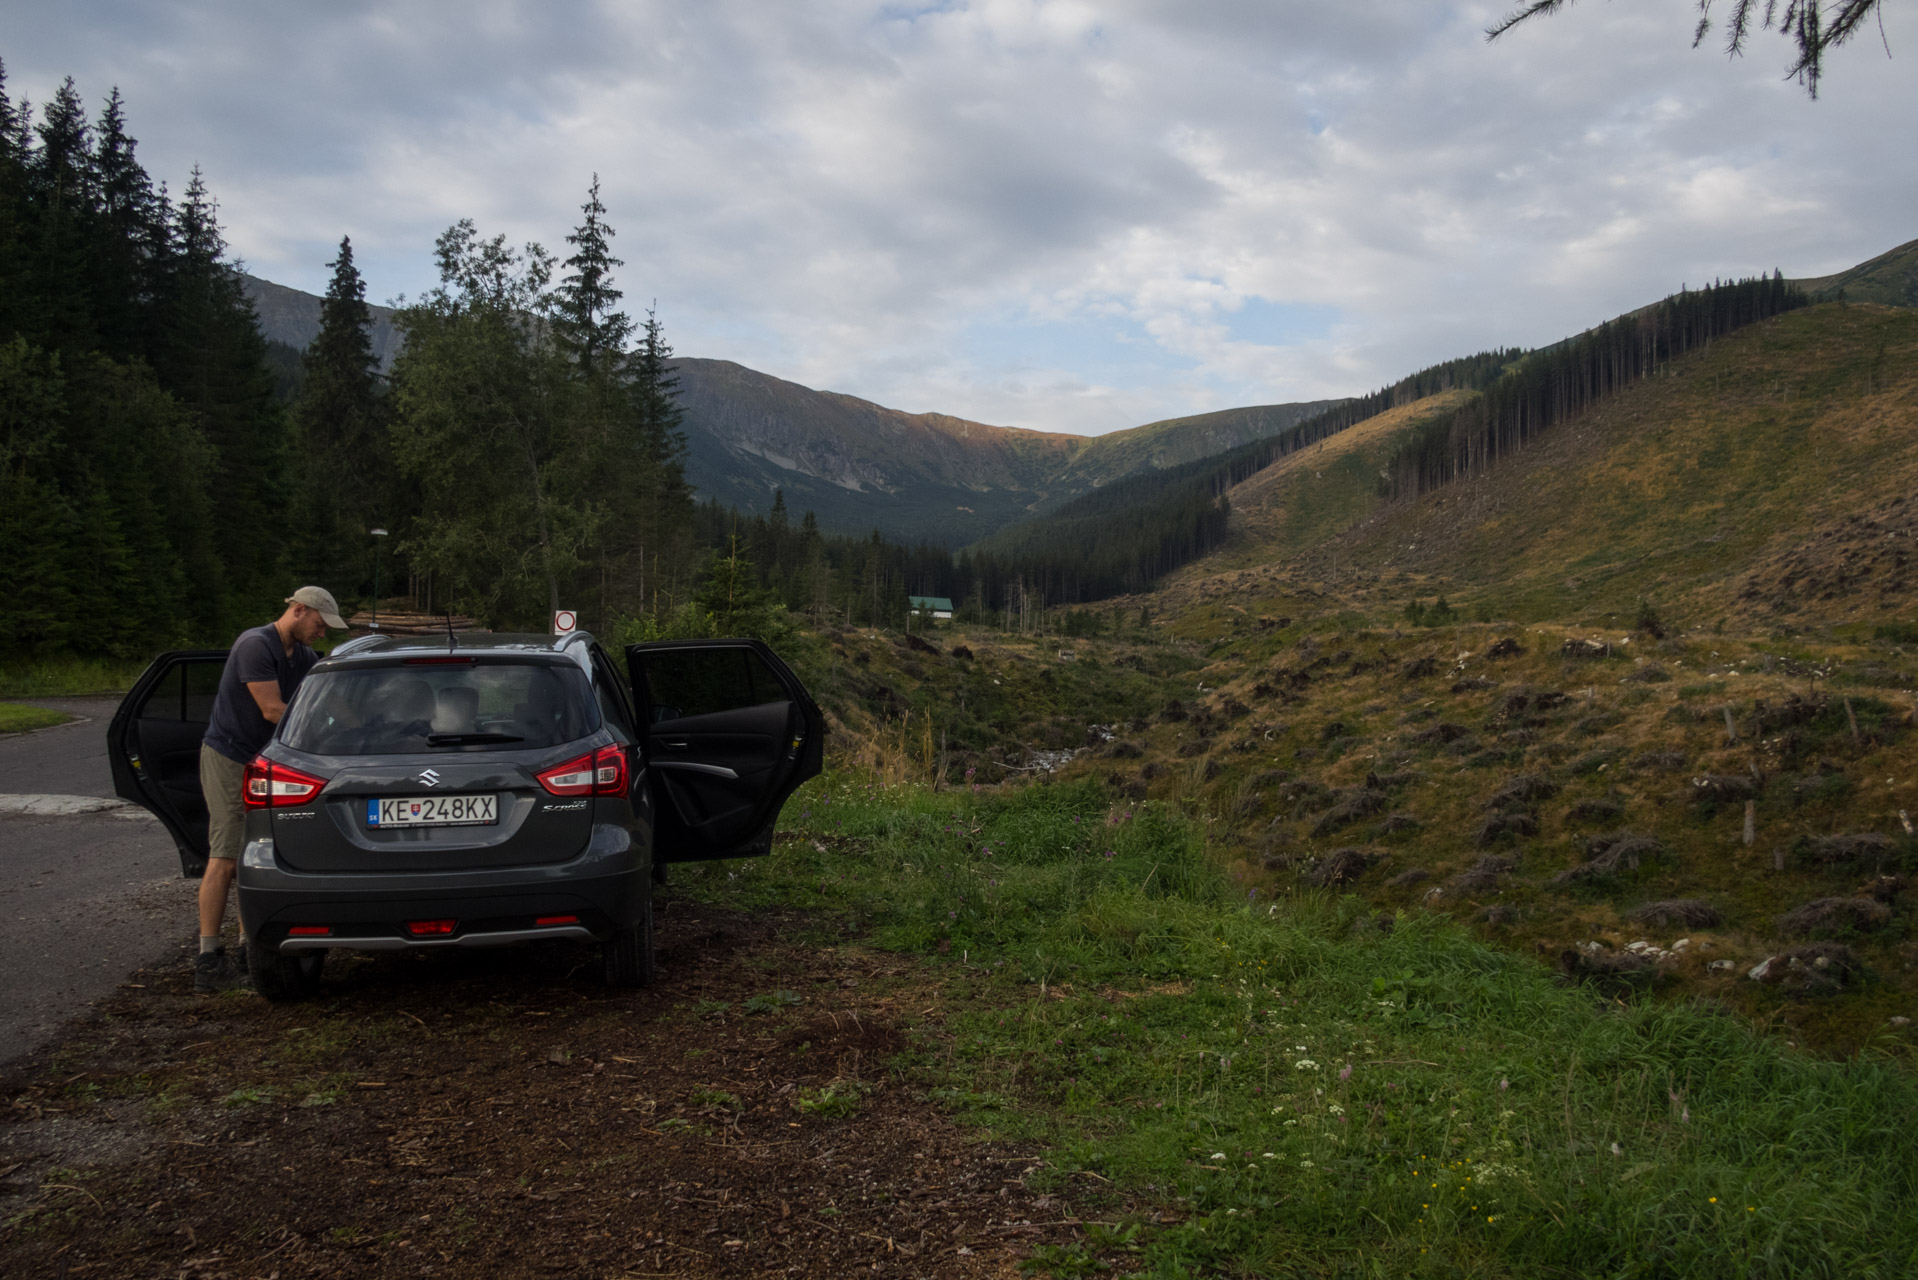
[290,235,390,599]
[26,77,98,353]
[155,168,289,631]
[554,175,632,375]
[0,59,27,341]
[90,88,162,360]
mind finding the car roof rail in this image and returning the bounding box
[330,633,387,658]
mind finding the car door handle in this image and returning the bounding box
[657,739,690,750]
[652,761,738,779]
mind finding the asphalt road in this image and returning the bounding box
[0,697,193,1064]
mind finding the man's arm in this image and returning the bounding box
[246,680,288,724]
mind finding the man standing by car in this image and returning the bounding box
[195,587,345,991]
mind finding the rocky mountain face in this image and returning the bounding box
[243,273,406,369]
[241,273,1340,545]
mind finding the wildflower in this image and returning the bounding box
[1210,1151,1225,1160]
[1294,1059,1319,1071]
[1709,1197,1718,1204]
[1498,1077,1509,1090]
[1339,1063,1353,1081]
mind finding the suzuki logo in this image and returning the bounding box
[418,768,442,788]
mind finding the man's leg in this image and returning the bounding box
[197,857,237,938]
[196,744,249,991]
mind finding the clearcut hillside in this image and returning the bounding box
[1159,302,1918,635]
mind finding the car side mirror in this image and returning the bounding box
[651,705,682,724]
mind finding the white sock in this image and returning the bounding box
[199,936,220,955]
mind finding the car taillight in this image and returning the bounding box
[537,753,596,796]
[591,743,627,796]
[537,744,628,798]
[243,759,329,808]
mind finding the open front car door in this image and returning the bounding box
[107,650,229,878]
[624,639,824,862]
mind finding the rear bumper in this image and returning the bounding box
[279,924,599,953]
[236,821,648,952]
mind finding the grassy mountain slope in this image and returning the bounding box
[1210,390,1476,567]
[672,357,1082,544]
[1796,236,1918,308]
[1167,303,1918,632]
[1025,299,1918,1058]
[1043,399,1342,494]
[1336,304,1917,630]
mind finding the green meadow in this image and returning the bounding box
[680,773,1918,1279]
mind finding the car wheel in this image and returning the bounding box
[248,935,326,1002]
[604,890,655,988]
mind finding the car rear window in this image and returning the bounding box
[278,661,596,755]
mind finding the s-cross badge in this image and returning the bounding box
[418,768,441,788]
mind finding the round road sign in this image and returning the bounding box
[552,609,578,635]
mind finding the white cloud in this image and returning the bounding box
[4,0,1912,432]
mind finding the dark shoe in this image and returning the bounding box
[193,947,248,993]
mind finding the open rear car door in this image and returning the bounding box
[107,650,228,878]
[624,639,824,862]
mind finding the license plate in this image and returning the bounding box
[366,794,498,827]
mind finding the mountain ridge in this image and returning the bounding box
[239,272,1339,545]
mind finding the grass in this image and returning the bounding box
[0,656,148,698]
[0,702,72,733]
[680,771,1918,1279]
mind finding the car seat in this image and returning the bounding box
[386,679,438,733]
[433,685,479,735]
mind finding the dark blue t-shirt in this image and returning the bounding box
[203,624,319,763]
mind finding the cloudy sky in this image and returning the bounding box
[7,1,1913,433]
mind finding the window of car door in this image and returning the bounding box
[589,650,637,744]
[641,647,788,726]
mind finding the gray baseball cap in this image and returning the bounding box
[287,586,347,629]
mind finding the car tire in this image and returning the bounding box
[604,891,655,988]
[248,936,326,1002]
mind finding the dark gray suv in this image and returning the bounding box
[109,632,823,1000]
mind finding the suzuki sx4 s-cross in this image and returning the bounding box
[108,631,823,1000]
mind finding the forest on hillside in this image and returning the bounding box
[1387,274,1807,496]
[0,67,951,655]
[953,349,1527,607]
[0,64,1828,660]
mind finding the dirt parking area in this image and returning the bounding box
[0,898,1095,1279]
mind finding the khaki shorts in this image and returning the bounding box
[200,743,249,862]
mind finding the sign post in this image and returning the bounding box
[552,609,578,636]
